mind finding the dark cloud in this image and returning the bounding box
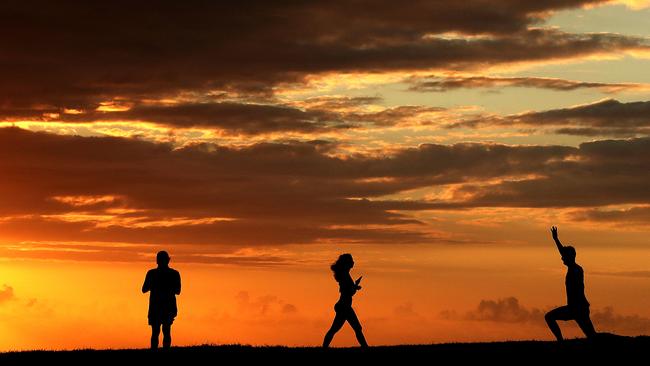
[53,102,348,135]
[4,97,444,134]
[236,291,297,316]
[0,242,291,266]
[553,127,650,137]
[454,297,650,335]
[0,127,573,247]
[345,106,447,126]
[592,271,650,278]
[436,137,650,208]
[592,307,650,335]
[464,297,543,323]
[0,127,572,205]
[283,96,445,128]
[2,1,645,128]
[572,206,650,225]
[0,241,291,266]
[27,99,440,133]
[298,96,383,110]
[394,302,423,318]
[514,99,650,128]
[451,99,650,137]
[408,76,641,92]
[0,216,436,247]
[282,304,298,314]
[0,128,444,246]
[2,127,649,248]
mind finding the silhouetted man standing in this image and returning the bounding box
[142,251,181,349]
[545,226,596,341]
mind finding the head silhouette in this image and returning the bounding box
[156,251,170,267]
[331,253,354,281]
[561,246,576,265]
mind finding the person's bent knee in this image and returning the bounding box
[545,311,554,322]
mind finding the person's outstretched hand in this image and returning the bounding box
[551,226,559,240]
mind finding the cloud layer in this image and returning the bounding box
[2,1,649,134]
[408,76,643,93]
[1,127,649,251]
[452,99,650,137]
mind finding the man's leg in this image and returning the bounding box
[151,324,161,349]
[545,306,572,341]
[162,323,172,348]
[575,309,597,338]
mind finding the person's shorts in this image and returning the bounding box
[547,305,590,320]
[148,316,175,326]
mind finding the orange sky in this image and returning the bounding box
[2,236,650,350]
[2,0,650,351]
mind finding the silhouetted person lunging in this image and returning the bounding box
[545,226,596,341]
[323,253,368,348]
[142,251,181,349]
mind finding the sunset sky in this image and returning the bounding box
[2,0,650,350]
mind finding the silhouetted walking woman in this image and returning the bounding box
[142,251,181,349]
[545,226,597,341]
[323,253,368,348]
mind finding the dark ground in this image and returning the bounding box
[0,334,645,364]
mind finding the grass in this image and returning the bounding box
[1,335,646,364]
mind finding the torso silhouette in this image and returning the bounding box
[337,273,357,308]
[565,263,589,308]
[142,266,181,324]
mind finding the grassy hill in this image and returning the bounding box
[1,335,646,364]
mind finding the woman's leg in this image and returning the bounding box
[346,308,368,347]
[323,312,347,348]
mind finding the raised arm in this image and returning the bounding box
[551,226,564,254]
[142,271,151,293]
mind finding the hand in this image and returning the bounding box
[551,226,559,240]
